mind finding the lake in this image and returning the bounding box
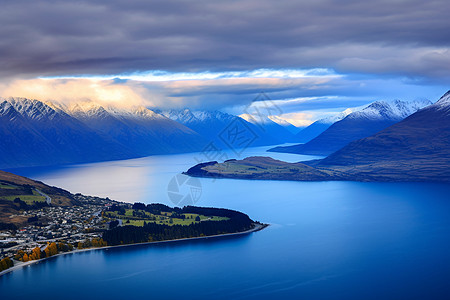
[2,146,450,299]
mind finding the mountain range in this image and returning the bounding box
[0,98,300,169]
[160,108,296,146]
[312,91,450,181]
[0,98,205,169]
[294,108,353,143]
[185,91,450,182]
[53,101,206,156]
[269,99,431,156]
[239,113,296,143]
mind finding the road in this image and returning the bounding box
[35,189,51,205]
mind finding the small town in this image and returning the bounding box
[0,194,125,273]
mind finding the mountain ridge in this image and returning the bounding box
[0,98,205,169]
[184,91,450,183]
[269,99,431,156]
[293,108,353,143]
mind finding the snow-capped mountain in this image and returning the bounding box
[267,116,300,134]
[295,108,353,143]
[0,98,205,168]
[0,98,133,169]
[160,109,287,146]
[345,99,431,121]
[314,91,450,181]
[7,97,61,121]
[269,99,432,156]
[53,101,206,156]
[431,90,450,111]
[160,109,240,140]
[239,113,296,142]
[317,108,354,125]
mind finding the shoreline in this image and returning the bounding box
[0,222,268,277]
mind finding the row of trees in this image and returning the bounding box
[128,203,253,221]
[13,198,48,210]
[103,209,254,246]
[131,203,174,215]
[14,242,65,262]
[77,238,107,249]
[12,238,107,265]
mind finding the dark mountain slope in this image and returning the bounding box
[316,92,450,172]
[270,100,431,155]
[185,91,450,182]
[0,98,132,169]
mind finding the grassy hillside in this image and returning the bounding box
[184,157,349,181]
[0,170,77,226]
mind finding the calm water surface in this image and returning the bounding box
[2,146,450,299]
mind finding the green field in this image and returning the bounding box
[0,183,18,190]
[105,209,229,227]
[2,190,46,204]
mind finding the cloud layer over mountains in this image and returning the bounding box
[1,0,449,124]
[1,0,449,80]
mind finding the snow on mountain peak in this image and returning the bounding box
[132,106,165,120]
[159,109,197,123]
[4,97,59,121]
[435,90,450,108]
[348,99,431,120]
[239,113,273,125]
[268,115,294,127]
[0,100,15,118]
[192,110,231,122]
[52,100,165,121]
[317,108,353,125]
[160,109,235,124]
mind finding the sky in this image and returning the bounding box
[0,0,449,125]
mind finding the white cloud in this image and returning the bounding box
[0,79,155,107]
[43,68,339,82]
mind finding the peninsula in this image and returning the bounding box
[0,170,265,275]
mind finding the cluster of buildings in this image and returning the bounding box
[0,194,122,261]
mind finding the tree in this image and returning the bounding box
[0,257,12,271]
[48,242,58,256]
[32,247,41,260]
[5,257,13,268]
[195,216,201,221]
[109,220,119,229]
[0,259,7,271]
[15,250,24,261]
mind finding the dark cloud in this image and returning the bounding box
[0,0,449,80]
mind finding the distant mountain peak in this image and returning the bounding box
[130,106,165,120]
[439,90,450,100]
[318,108,353,125]
[272,99,431,156]
[160,108,235,124]
[268,115,294,127]
[3,97,60,121]
[239,113,272,125]
[434,90,450,109]
[67,101,106,116]
[348,99,431,121]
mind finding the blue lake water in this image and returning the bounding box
[2,146,450,299]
